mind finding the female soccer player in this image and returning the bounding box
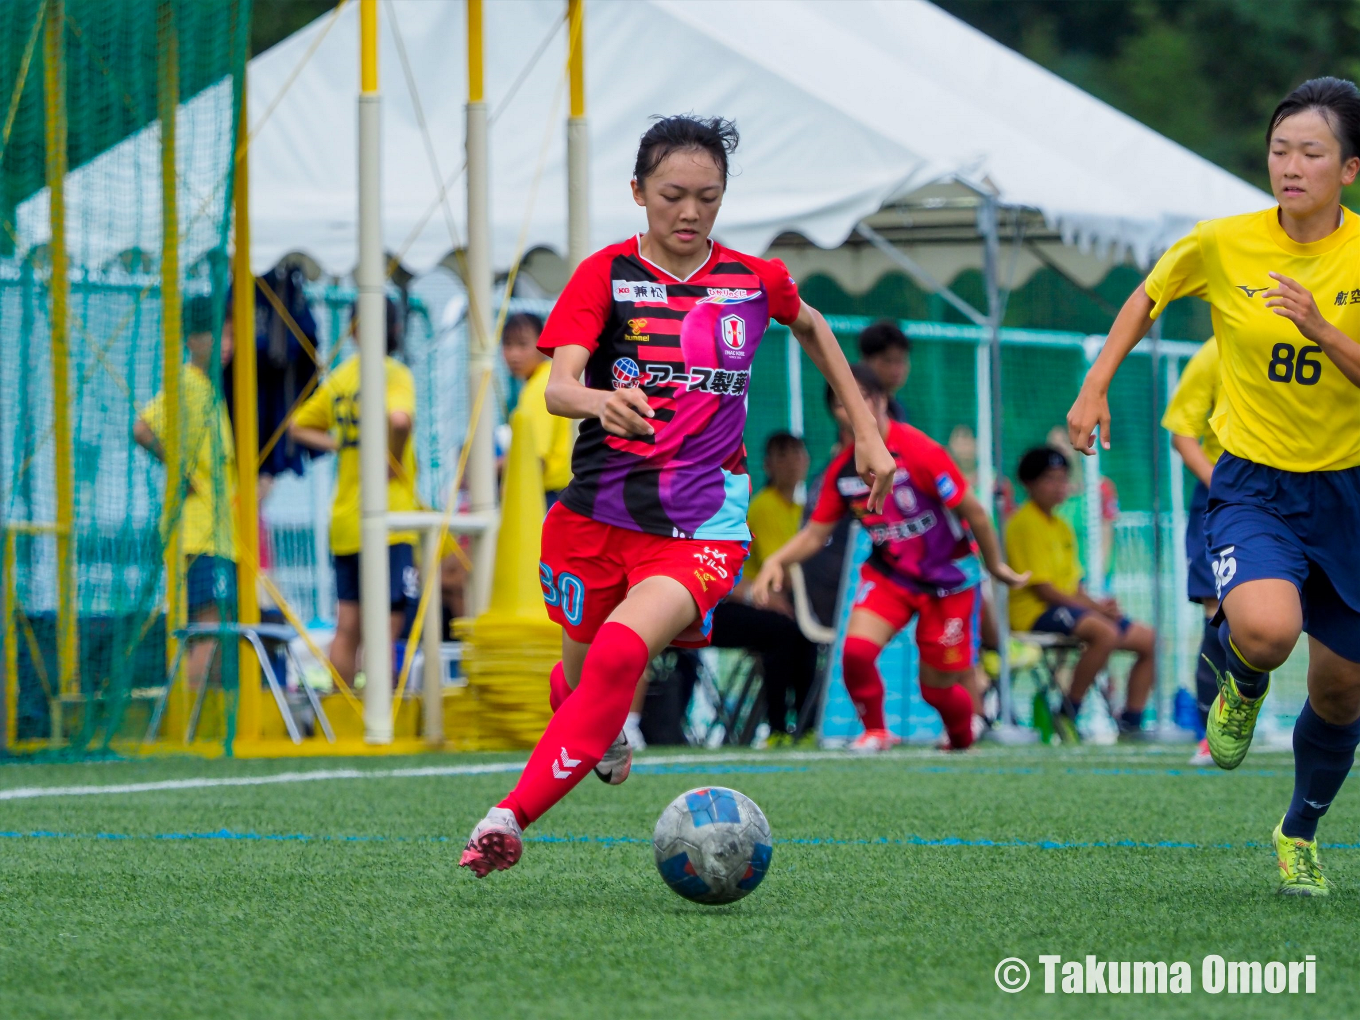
[1068,78,1360,895]
[460,116,896,877]
[752,365,1029,752]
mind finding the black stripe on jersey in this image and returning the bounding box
[615,306,689,321]
[707,262,763,276]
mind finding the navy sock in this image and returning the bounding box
[1118,707,1144,732]
[1282,700,1360,841]
[1195,616,1226,727]
[1217,622,1269,700]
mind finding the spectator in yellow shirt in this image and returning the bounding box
[709,432,817,742]
[134,294,238,687]
[502,312,573,505]
[1005,446,1155,740]
[289,298,419,685]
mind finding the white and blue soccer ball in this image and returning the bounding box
[653,786,772,905]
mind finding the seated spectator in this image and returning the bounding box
[857,319,910,422]
[708,432,819,743]
[1005,446,1156,740]
[502,312,573,506]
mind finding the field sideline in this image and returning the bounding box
[0,745,1355,1019]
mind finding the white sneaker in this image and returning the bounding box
[1189,737,1213,766]
[594,731,633,785]
[459,806,523,878]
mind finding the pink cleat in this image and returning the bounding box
[459,807,524,878]
[849,728,902,753]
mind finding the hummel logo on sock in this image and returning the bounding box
[552,747,582,779]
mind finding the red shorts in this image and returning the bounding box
[539,503,748,647]
[851,565,980,672]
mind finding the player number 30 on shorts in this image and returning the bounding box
[539,563,585,626]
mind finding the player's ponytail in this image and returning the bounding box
[1268,77,1360,162]
[633,115,739,187]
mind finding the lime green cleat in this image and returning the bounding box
[1205,666,1268,770]
[1274,819,1329,897]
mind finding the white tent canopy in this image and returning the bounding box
[17,0,1272,287]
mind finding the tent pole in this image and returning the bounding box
[566,0,588,269]
[465,0,497,615]
[233,70,262,746]
[979,197,1012,726]
[157,0,184,739]
[46,0,77,739]
[358,0,393,742]
[1149,317,1165,734]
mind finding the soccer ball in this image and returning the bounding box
[652,787,772,905]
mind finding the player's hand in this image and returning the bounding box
[1067,384,1110,454]
[599,387,655,437]
[990,563,1031,589]
[1266,273,1328,342]
[1096,596,1121,618]
[855,436,897,513]
[750,560,786,607]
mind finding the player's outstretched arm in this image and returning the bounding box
[750,520,835,608]
[1265,272,1360,388]
[956,491,1029,588]
[544,343,655,437]
[1067,284,1156,454]
[133,419,165,463]
[788,301,895,513]
[288,423,339,454]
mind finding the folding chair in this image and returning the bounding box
[144,621,335,745]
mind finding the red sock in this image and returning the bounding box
[921,681,975,749]
[842,636,887,732]
[548,661,572,713]
[499,622,649,828]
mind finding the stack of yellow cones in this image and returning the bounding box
[454,408,559,748]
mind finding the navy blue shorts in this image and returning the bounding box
[334,543,418,609]
[185,555,237,612]
[1206,453,1360,662]
[1030,604,1132,637]
[1185,481,1216,603]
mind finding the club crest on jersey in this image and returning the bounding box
[611,357,641,389]
[893,485,918,513]
[720,314,746,351]
[613,280,667,304]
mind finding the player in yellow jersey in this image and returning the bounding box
[290,298,420,685]
[1161,339,1228,765]
[1069,78,1360,895]
[501,312,573,504]
[135,295,238,689]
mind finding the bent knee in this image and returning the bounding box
[1228,625,1296,672]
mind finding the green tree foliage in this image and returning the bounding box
[937,0,1360,193]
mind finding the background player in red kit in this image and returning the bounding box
[753,365,1028,752]
[461,116,896,877]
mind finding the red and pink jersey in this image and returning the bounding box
[538,235,801,540]
[811,421,981,595]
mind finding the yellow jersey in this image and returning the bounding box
[1160,339,1225,465]
[1005,499,1083,632]
[745,486,802,578]
[293,355,419,555]
[1145,207,1360,471]
[517,361,574,492]
[140,364,237,560]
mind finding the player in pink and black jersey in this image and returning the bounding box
[461,116,896,877]
[753,365,1029,752]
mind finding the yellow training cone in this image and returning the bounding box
[489,408,549,620]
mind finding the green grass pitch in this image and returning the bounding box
[0,745,1356,1019]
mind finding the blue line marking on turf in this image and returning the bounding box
[2,829,1359,850]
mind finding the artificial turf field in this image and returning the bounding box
[0,744,1356,1019]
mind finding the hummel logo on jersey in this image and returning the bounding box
[1235,285,1268,298]
[551,747,583,779]
[613,280,667,303]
